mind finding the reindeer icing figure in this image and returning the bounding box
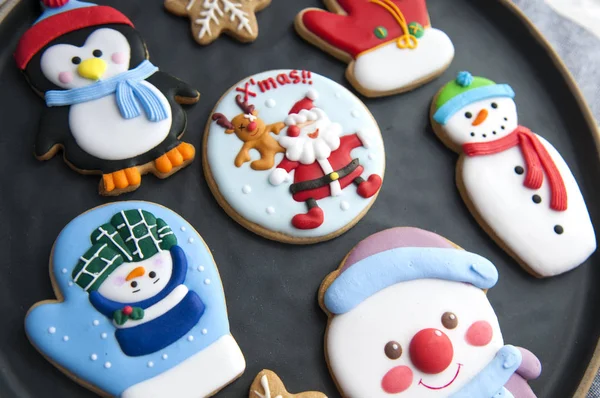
[212,95,285,171]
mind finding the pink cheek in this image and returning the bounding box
[465,320,493,346]
[58,71,73,84]
[112,276,127,286]
[111,52,127,64]
[381,366,413,394]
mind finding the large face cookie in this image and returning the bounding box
[430,72,596,277]
[203,70,385,244]
[25,202,245,397]
[319,227,542,397]
[15,0,200,196]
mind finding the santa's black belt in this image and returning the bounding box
[290,158,360,194]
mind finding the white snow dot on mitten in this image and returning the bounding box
[269,168,290,186]
[357,130,371,148]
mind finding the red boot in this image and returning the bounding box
[356,174,382,198]
[292,199,324,229]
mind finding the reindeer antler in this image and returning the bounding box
[212,113,234,129]
[236,95,256,115]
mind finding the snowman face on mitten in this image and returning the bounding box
[40,28,131,89]
[326,278,504,398]
[442,97,518,146]
[97,250,173,303]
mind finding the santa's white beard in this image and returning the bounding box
[279,119,342,165]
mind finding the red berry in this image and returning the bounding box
[122,306,133,316]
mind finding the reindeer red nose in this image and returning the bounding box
[247,121,257,132]
[409,328,454,374]
[287,125,300,137]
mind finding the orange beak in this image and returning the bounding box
[126,266,145,281]
[472,109,488,126]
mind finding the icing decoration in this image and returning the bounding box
[19,1,200,195]
[463,126,568,211]
[431,73,596,277]
[46,60,168,122]
[319,227,541,397]
[164,0,271,45]
[205,70,385,242]
[25,202,245,397]
[249,370,327,398]
[296,0,454,96]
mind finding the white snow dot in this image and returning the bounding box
[368,153,374,160]
[90,354,98,361]
[63,336,69,342]
[147,361,154,368]
[93,320,100,326]
[101,333,108,339]
[48,327,56,334]
[434,330,442,337]
[187,335,194,342]
[242,184,252,194]
[68,281,73,286]
[335,92,342,98]
[181,226,186,232]
[61,268,67,274]
[351,109,360,118]
[197,266,205,272]
[188,237,195,244]
[201,329,208,335]
[265,98,276,108]
[162,354,168,360]
[204,279,211,285]
[266,206,275,215]
[104,362,112,369]
[340,201,350,211]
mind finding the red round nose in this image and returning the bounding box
[287,125,300,137]
[247,121,257,132]
[409,328,454,374]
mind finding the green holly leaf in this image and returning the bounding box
[130,307,144,320]
[113,310,127,326]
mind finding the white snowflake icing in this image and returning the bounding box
[204,278,211,285]
[189,237,195,244]
[147,361,154,368]
[93,320,100,326]
[162,353,168,360]
[90,354,98,361]
[63,336,69,342]
[242,184,252,194]
[48,327,56,334]
[340,201,350,211]
[266,206,275,215]
[101,332,108,339]
[192,0,253,40]
[265,99,276,108]
[188,335,195,342]
[197,265,205,272]
[104,362,112,369]
[202,328,208,335]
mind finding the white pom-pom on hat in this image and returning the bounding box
[306,89,319,101]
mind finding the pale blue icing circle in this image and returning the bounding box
[206,70,385,239]
[25,202,231,396]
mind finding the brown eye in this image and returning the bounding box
[384,341,402,360]
[442,312,458,329]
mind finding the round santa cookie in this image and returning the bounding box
[203,69,385,244]
[430,72,596,278]
[25,202,245,398]
[319,227,542,398]
[294,0,455,98]
[15,0,200,196]
[250,370,327,398]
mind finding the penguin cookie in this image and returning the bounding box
[319,227,542,397]
[25,202,246,397]
[15,0,200,196]
[430,72,596,277]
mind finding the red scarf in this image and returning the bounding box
[462,126,567,211]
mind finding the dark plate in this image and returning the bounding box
[0,0,598,397]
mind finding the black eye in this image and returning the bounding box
[71,57,81,65]
[149,271,156,278]
[239,124,245,130]
[491,102,498,109]
[465,112,473,119]
[384,341,402,360]
[441,312,458,329]
[130,281,138,288]
[93,49,103,57]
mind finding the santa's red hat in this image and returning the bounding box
[288,89,319,116]
[15,0,133,70]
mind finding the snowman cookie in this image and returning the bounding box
[430,72,596,277]
[319,227,542,397]
[295,0,454,97]
[204,70,384,244]
[250,370,327,398]
[15,0,200,196]
[25,202,245,397]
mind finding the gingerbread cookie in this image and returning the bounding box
[294,0,454,97]
[430,72,596,277]
[15,0,200,196]
[319,227,542,397]
[250,370,327,398]
[203,70,384,244]
[165,0,271,45]
[25,202,245,397]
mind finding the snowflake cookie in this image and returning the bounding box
[250,370,326,398]
[165,0,272,45]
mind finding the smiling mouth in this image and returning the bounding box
[308,129,320,139]
[153,278,161,284]
[418,364,462,390]
[132,289,141,293]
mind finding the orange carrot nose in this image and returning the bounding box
[126,266,145,281]
[472,109,489,126]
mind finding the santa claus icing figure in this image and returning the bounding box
[269,90,382,230]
